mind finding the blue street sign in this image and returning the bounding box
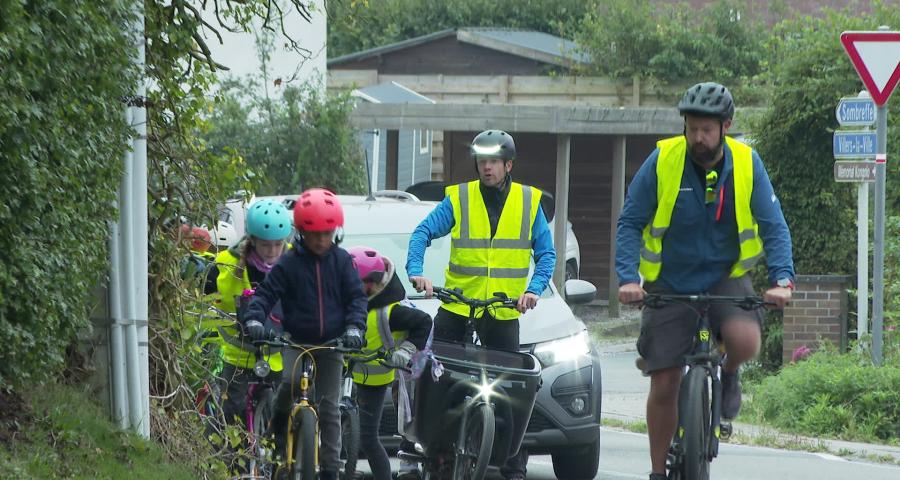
[833,130,877,158]
[836,97,876,126]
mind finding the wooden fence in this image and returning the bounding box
[329,70,688,107]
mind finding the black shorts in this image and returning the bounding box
[636,275,762,373]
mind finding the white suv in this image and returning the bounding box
[334,194,602,480]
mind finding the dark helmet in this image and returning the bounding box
[677,82,735,121]
[470,130,516,161]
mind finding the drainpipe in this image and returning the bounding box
[108,212,128,429]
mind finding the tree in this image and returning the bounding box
[204,79,367,196]
[750,4,900,277]
[327,0,597,58]
[570,0,767,86]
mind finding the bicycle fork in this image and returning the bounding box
[456,397,488,457]
[708,367,725,460]
[286,371,319,470]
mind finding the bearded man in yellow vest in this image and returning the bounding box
[406,130,556,480]
[615,82,795,480]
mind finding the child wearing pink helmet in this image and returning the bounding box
[347,245,432,480]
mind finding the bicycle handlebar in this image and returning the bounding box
[411,286,518,309]
[640,293,773,311]
[252,336,357,353]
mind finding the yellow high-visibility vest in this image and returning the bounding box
[213,249,283,371]
[350,303,407,386]
[639,136,764,282]
[444,181,541,320]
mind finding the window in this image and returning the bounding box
[419,130,430,154]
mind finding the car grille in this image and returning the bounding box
[525,409,556,433]
[379,404,399,437]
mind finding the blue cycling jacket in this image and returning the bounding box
[406,197,556,295]
[616,142,794,293]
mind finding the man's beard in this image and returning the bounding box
[689,136,724,167]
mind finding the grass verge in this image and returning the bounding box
[0,382,198,479]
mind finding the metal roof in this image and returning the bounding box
[461,28,591,65]
[352,81,436,104]
[328,28,589,68]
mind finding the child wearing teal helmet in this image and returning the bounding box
[203,198,293,473]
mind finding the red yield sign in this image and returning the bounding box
[840,31,900,106]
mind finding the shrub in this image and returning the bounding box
[0,0,138,388]
[747,345,900,442]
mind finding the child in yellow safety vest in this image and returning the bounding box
[347,246,432,480]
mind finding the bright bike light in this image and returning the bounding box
[533,331,591,366]
[253,359,271,378]
[476,379,494,402]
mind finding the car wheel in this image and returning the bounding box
[565,261,578,281]
[551,437,600,480]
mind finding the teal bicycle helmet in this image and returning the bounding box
[246,199,292,240]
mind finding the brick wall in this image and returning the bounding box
[782,275,851,364]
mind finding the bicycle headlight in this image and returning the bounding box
[253,359,271,378]
[533,331,591,366]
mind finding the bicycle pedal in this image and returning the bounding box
[720,421,733,440]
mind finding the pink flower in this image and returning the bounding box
[791,345,812,363]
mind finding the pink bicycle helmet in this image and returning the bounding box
[347,245,387,284]
[294,188,344,232]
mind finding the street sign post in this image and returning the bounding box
[836,97,876,126]
[833,161,876,182]
[833,130,877,158]
[841,28,899,366]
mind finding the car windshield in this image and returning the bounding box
[342,233,552,298]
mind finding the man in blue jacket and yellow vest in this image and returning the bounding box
[407,129,556,480]
[615,82,794,480]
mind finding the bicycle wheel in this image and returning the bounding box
[196,382,226,447]
[679,368,711,480]
[340,404,361,480]
[452,403,495,480]
[251,387,276,479]
[292,407,319,480]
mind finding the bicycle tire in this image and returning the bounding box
[452,403,495,480]
[251,387,276,479]
[292,407,319,480]
[340,405,361,480]
[679,368,711,480]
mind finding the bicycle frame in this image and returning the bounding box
[677,301,726,465]
[642,293,769,480]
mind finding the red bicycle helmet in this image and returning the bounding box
[180,224,212,253]
[293,188,344,232]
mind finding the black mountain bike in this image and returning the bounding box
[642,294,769,480]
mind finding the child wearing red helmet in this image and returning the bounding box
[244,188,368,479]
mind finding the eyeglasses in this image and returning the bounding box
[705,170,718,204]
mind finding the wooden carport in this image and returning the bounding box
[349,102,750,315]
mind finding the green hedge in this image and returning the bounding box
[0,0,138,388]
[748,345,900,442]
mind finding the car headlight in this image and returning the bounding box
[533,331,591,366]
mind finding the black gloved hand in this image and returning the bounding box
[245,320,266,342]
[341,326,365,350]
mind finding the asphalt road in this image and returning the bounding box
[357,348,900,479]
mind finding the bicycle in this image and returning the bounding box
[340,348,410,480]
[252,336,373,480]
[641,293,769,480]
[197,304,281,479]
[403,287,542,480]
